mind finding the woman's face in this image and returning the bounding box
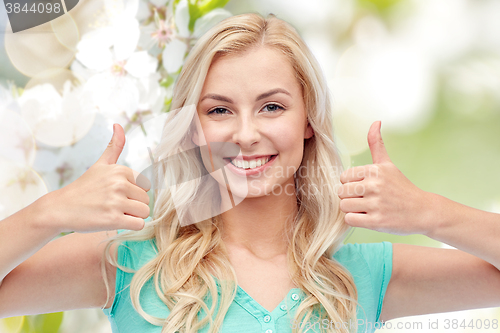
[193,45,314,200]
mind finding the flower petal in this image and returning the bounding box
[175,0,190,38]
[82,72,139,118]
[149,0,167,8]
[136,0,150,21]
[113,17,140,61]
[123,0,139,19]
[162,38,187,73]
[137,72,162,110]
[76,28,114,71]
[194,8,232,39]
[19,84,63,123]
[124,51,158,78]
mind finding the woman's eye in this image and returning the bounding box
[262,104,284,112]
[207,107,230,115]
[207,104,284,115]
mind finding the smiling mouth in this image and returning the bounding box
[223,155,278,170]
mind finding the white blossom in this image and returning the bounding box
[19,82,96,147]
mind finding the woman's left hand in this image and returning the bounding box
[337,121,437,236]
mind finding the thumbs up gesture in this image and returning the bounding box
[337,121,433,236]
[45,124,151,233]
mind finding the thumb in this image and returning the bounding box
[367,120,391,164]
[98,123,125,165]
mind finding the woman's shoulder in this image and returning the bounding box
[332,241,393,283]
[332,242,393,326]
[333,241,392,264]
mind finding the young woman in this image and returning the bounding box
[1,13,500,333]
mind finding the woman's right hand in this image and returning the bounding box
[42,123,151,234]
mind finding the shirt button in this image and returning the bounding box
[291,293,299,301]
[263,315,271,323]
[280,304,287,311]
[265,330,273,333]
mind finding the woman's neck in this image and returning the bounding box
[219,180,298,259]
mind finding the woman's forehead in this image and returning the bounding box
[202,46,301,96]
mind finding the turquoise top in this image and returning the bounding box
[103,218,393,333]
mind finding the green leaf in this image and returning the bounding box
[187,0,231,32]
[187,1,201,32]
[160,75,176,88]
[356,0,402,15]
[163,96,173,113]
[198,0,231,16]
[16,87,24,97]
[1,316,24,333]
[19,316,33,333]
[23,312,64,333]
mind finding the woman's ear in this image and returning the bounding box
[191,129,200,146]
[305,122,314,139]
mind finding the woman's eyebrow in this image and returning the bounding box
[199,88,292,104]
[255,88,292,101]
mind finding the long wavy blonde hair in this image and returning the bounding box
[101,12,359,333]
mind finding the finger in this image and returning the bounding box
[367,120,391,164]
[120,214,146,231]
[126,183,150,205]
[132,169,151,192]
[339,198,367,213]
[344,212,369,228]
[123,199,150,220]
[115,166,149,192]
[340,165,369,184]
[337,183,367,199]
[97,124,126,165]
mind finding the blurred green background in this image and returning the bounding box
[1,0,499,332]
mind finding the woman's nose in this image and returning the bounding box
[232,114,261,149]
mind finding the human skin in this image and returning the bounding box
[192,43,500,319]
[193,45,313,258]
[0,123,150,316]
[0,40,499,322]
[339,121,500,320]
[191,45,317,311]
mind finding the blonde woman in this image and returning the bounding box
[1,13,500,333]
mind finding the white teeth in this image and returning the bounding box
[231,156,273,169]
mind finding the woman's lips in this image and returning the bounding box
[224,154,278,176]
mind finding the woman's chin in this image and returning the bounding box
[227,182,293,201]
[225,188,267,201]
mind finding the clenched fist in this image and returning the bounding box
[43,124,151,233]
[337,121,435,236]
